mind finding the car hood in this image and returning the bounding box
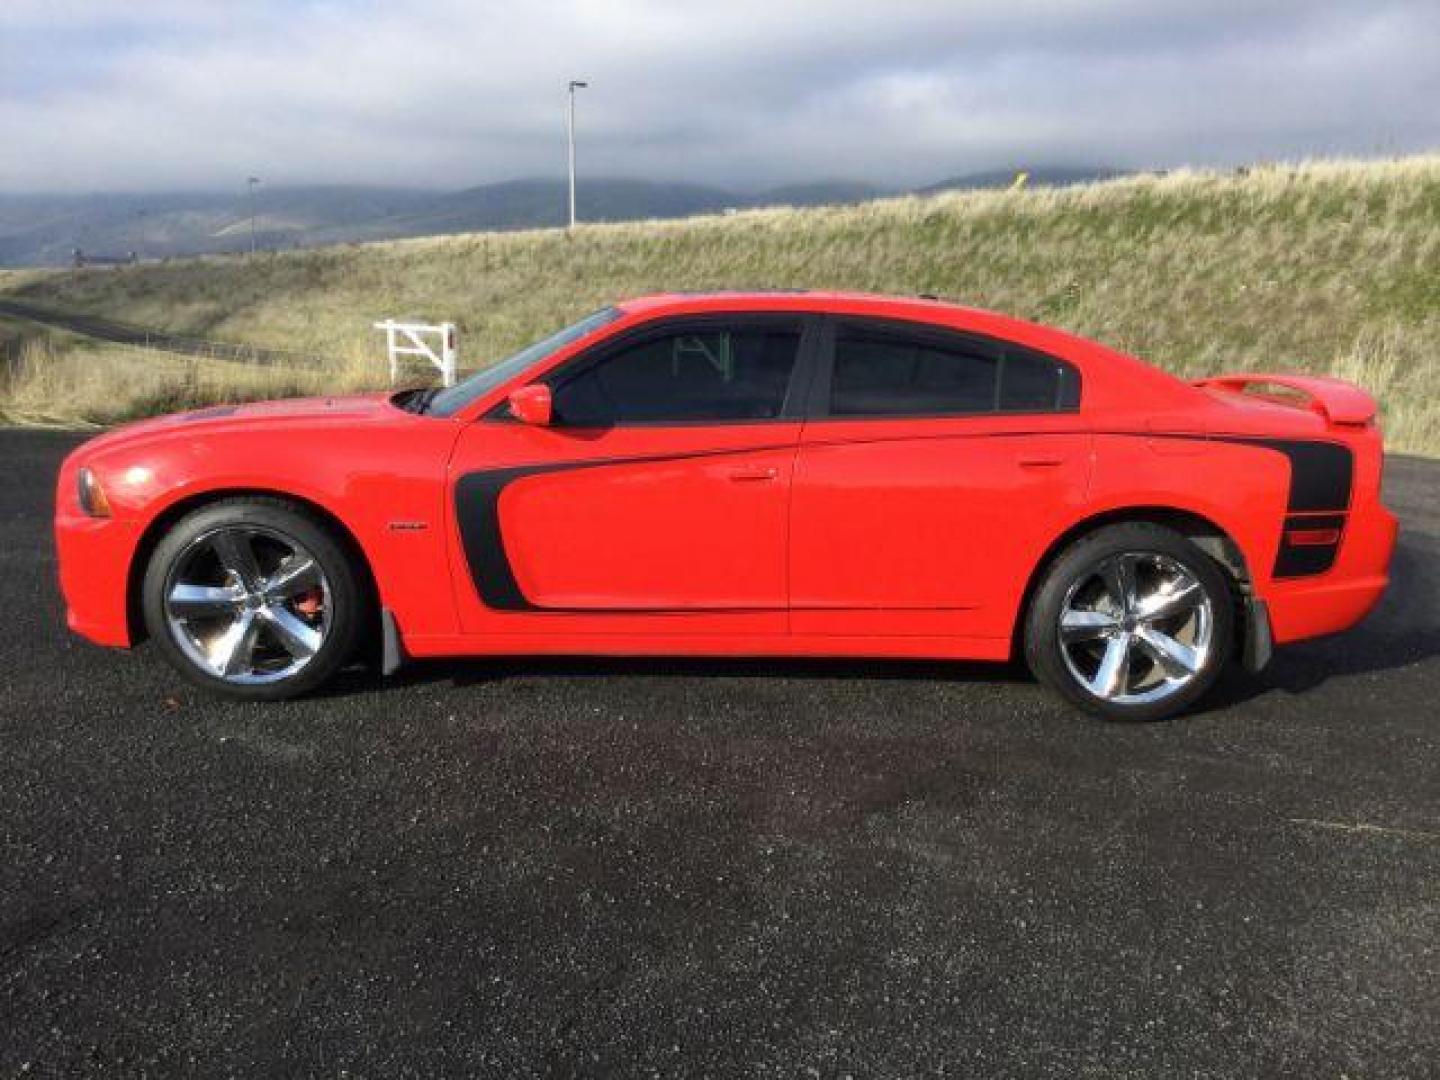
[78,392,400,456]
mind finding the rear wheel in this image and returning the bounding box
[141,498,365,700]
[1024,523,1234,721]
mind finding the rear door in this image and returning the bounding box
[449,313,817,636]
[789,317,1092,642]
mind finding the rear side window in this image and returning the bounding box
[998,348,1080,411]
[828,322,1079,417]
[831,331,996,416]
[551,324,801,425]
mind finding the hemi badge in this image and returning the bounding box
[388,521,429,532]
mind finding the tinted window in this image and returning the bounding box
[831,330,997,416]
[429,307,620,417]
[999,348,1080,411]
[551,325,800,425]
[829,323,1079,417]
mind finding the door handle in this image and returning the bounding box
[1018,457,1066,469]
[728,467,779,482]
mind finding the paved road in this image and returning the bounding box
[2,428,1436,1077]
[0,297,322,367]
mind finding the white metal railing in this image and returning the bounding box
[374,319,458,386]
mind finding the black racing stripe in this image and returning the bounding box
[459,432,1357,609]
[454,465,560,611]
[454,447,791,612]
[1128,431,1353,514]
[1273,513,1346,578]
[1142,432,1353,576]
[1210,437,1354,513]
[1206,436,1352,578]
[1274,545,1339,577]
[1135,432,1354,514]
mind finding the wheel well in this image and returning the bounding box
[1012,507,1253,658]
[125,488,380,645]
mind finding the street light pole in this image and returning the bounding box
[566,80,588,230]
[246,176,261,253]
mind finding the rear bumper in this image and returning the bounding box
[54,510,139,648]
[1265,504,1397,645]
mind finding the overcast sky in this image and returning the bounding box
[2,0,1437,194]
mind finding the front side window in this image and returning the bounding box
[550,324,801,425]
[828,323,1079,417]
[428,307,621,417]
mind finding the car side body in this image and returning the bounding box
[55,291,1396,714]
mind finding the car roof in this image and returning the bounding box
[614,289,1054,344]
[613,290,1108,346]
[613,290,1206,415]
[617,289,963,317]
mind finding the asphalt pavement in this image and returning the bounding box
[2,428,1436,1077]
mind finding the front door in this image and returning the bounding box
[449,314,814,637]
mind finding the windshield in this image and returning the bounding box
[426,306,622,417]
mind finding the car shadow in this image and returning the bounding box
[315,653,1032,701]
[475,655,1016,686]
[1196,527,1440,713]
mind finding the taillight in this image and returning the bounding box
[1286,527,1341,547]
[77,467,112,518]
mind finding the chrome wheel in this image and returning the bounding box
[1058,551,1214,707]
[163,525,332,685]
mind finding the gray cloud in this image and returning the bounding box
[2,0,1437,193]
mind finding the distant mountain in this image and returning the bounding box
[0,186,434,266]
[751,180,894,207]
[313,179,740,244]
[0,167,1119,267]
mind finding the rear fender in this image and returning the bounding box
[1086,433,1291,592]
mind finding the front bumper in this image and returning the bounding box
[54,509,140,648]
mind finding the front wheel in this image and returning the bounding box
[1024,523,1235,721]
[141,498,366,700]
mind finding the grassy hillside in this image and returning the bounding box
[3,155,1439,451]
[0,317,371,427]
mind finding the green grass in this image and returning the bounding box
[4,154,1439,452]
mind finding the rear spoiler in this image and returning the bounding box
[1192,373,1377,427]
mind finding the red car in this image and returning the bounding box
[55,292,1396,720]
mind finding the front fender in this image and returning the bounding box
[69,419,465,646]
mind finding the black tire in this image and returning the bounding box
[141,497,367,701]
[1024,523,1235,721]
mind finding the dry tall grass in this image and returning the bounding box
[0,331,382,428]
[4,154,1439,450]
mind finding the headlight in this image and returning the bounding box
[77,467,112,518]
